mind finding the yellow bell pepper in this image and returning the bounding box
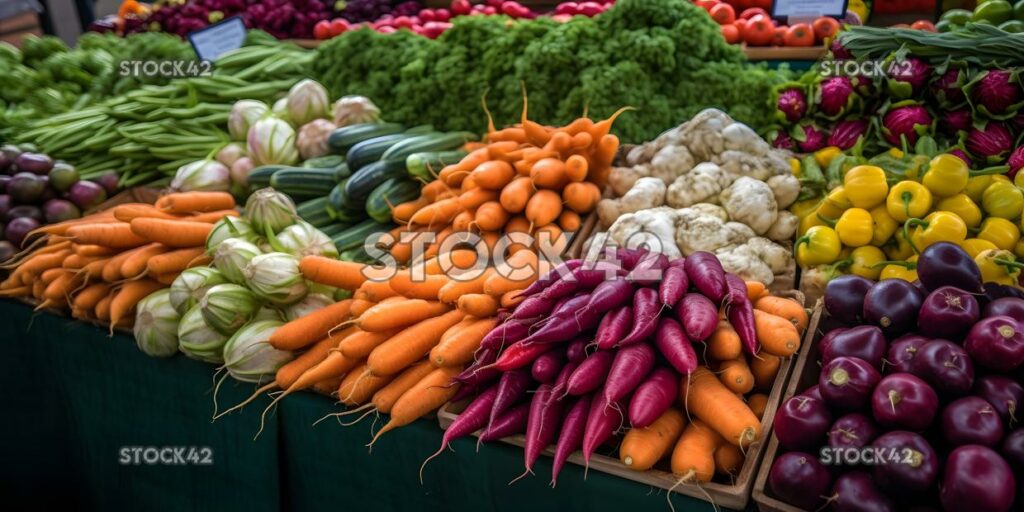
[888,148,905,159]
[936,194,983,229]
[815,146,842,168]
[921,154,970,198]
[906,211,968,252]
[835,208,874,247]
[790,198,822,220]
[795,226,842,267]
[978,218,1021,251]
[799,211,826,236]
[844,165,889,209]
[961,238,1000,259]
[1015,171,1024,190]
[904,155,931,182]
[975,249,1024,286]
[1016,239,1024,259]
[993,175,1013,185]
[870,205,899,246]
[981,181,1024,219]
[886,181,933,223]
[790,157,802,178]
[847,246,886,280]
[885,230,916,261]
[817,186,852,220]
[964,175,994,203]
[879,259,919,282]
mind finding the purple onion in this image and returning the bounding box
[971,69,1023,118]
[819,76,858,118]
[966,121,1015,164]
[827,119,869,150]
[776,88,807,124]
[882,104,933,147]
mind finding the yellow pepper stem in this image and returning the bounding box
[902,218,928,255]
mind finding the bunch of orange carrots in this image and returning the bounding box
[0,191,238,330]
[219,249,548,442]
[385,96,625,264]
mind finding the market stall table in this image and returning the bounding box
[0,300,723,512]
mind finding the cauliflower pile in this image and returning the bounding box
[586,109,800,285]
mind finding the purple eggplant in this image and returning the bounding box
[916,242,983,293]
[7,172,45,204]
[942,396,1004,447]
[885,334,929,373]
[863,279,924,336]
[909,339,974,397]
[774,395,833,451]
[5,217,39,247]
[828,412,880,450]
[5,204,42,223]
[871,431,939,494]
[767,452,832,510]
[871,373,938,431]
[974,375,1023,426]
[820,325,887,371]
[917,286,980,340]
[984,297,1024,323]
[964,315,1024,372]
[825,275,873,325]
[983,282,1024,303]
[801,384,824,401]
[14,152,53,175]
[1002,429,1024,470]
[940,445,1016,512]
[830,471,897,512]
[0,241,14,263]
[820,357,882,411]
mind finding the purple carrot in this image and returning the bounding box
[493,341,556,371]
[550,360,580,398]
[480,318,533,350]
[618,287,660,346]
[549,294,592,318]
[628,367,679,428]
[552,394,592,486]
[489,368,533,427]
[655,317,698,376]
[519,309,601,345]
[510,295,556,320]
[616,247,650,270]
[515,384,565,482]
[566,337,588,363]
[582,389,624,468]
[659,265,689,307]
[519,259,584,297]
[724,273,758,356]
[566,350,615,396]
[454,347,500,394]
[625,252,669,286]
[531,349,566,384]
[420,385,499,481]
[684,251,727,303]
[596,305,632,350]
[578,277,634,317]
[668,257,687,269]
[676,293,718,341]
[603,342,656,406]
[479,402,531,442]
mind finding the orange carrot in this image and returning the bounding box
[408,198,463,227]
[120,243,167,278]
[73,282,111,311]
[337,364,394,405]
[94,293,114,321]
[357,280,399,303]
[456,293,499,318]
[388,272,450,301]
[750,353,781,391]
[488,127,527,144]
[620,408,687,471]
[525,189,562,229]
[754,296,809,332]
[681,367,761,447]
[474,201,509,232]
[300,256,378,290]
[269,299,354,350]
[484,249,540,296]
[188,209,240,223]
[745,281,769,300]
[73,244,117,257]
[530,158,568,190]
[358,299,451,332]
[714,443,745,477]
[109,279,164,329]
[747,393,769,420]
[562,182,601,214]
[67,223,148,249]
[102,246,146,282]
[350,299,375,317]
[146,247,206,276]
[708,320,742,361]
[371,361,436,414]
[718,358,755,394]
[156,191,235,214]
[130,218,212,247]
[430,316,497,367]
[500,176,534,214]
[437,269,494,303]
[500,289,526,309]
[368,366,461,447]
[753,309,802,357]
[113,204,179,222]
[367,310,466,376]
[457,188,498,211]
[339,328,400,360]
[393,197,431,224]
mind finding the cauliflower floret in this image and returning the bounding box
[649,144,695,182]
[715,244,775,285]
[675,214,755,255]
[666,162,730,208]
[767,174,800,209]
[690,203,729,222]
[609,165,652,197]
[598,177,666,228]
[745,237,794,274]
[765,210,799,243]
[722,122,770,156]
[720,176,778,235]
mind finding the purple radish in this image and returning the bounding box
[964,315,1024,372]
[974,375,1024,426]
[420,385,499,481]
[479,402,530,442]
[480,319,533,350]
[774,395,833,451]
[871,373,938,431]
[519,308,601,346]
[516,384,565,482]
[489,369,532,428]
[618,288,660,346]
[548,294,592,319]
[615,247,650,270]
[603,343,656,406]
[454,347,500,394]
[767,452,832,510]
[550,360,579,398]
[596,305,632,350]
[885,334,929,373]
[566,351,615,396]
[578,277,633,316]
[684,251,727,303]
[532,350,565,383]
[625,251,669,286]
[942,396,1004,447]
[627,367,679,428]
[941,445,1016,512]
[909,339,974,397]
[820,357,882,411]
[801,384,824,401]
[659,265,688,307]
[820,325,887,371]
[830,471,897,512]
[983,297,1024,322]
[519,259,584,297]
[582,389,624,467]
[676,293,718,341]
[872,431,939,494]
[917,286,980,340]
[551,394,591,486]
[654,317,697,376]
[827,413,880,450]
[724,273,758,356]
[510,295,556,320]
[565,337,587,363]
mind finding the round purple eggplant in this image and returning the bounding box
[828,412,880,450]
[830,471,898,512]
[863,279,924,337]
[774,395,833,451]
[974,375,1023,426]
[5,216,39,247]
[47,162,78,193]
[917,286,980,340]
[820,357,882,411]
[67,180,108,212]
[14,152,53,175]
[964,316,1024,372]
[825,275,873,325]
[5,204,42,223]
[940,445,1016,512]
[1002,429,1024,470]
[872,431,939,494]
[983,283,1024,303]
[0,175,9,193]
[7,172,45,204]
[916,242,983,293]
[821,325,887,370]
[984,297,1024,323]
[767,451,832,510]
[871,373,939,431]
[942,397,1004,447]
[885,334,929,374]
[801,384,824,401]
[0,240,14,262]
[909,339,974,397]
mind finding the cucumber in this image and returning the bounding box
[302,155,344,169]
[296,197,334,227]
[332,219,395,252]
[406,150,468,181]
[319,223,353,237]
[345,133,410,171]
[270,168,338,197]
[327,180,366,223]
[381,131,476,163]
[333,162,351,180]
[344,159,408,200]
[338,246,373,263]
[326,122,404,153]
[247,165,288,188]
[404,124,436,134]
[366,179,421,223]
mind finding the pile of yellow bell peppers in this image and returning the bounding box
[792,150,1024,285]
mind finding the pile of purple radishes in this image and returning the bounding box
[767,242,1024,512]
[0,145,118,260]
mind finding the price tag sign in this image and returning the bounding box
[772,0,848,18]
[187,16,247,62]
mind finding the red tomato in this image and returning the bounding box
[419,9,436,22]
[393,16,415,29]
[911,20,936,32]
[783,23,815,46]
[744,14,775,46]
[733,18,748,38]
[709,3,736,25]
[483,6,498,14]
[811,17,840,43]
[739,7,768,19]
[450,0,472,15]
[313,20,332,40]
[434,8,451,21]
[721,23,741,44]
[772,25,787,45]
[378,26,397,34]
[695,0,719,12]
[329,18,349,36]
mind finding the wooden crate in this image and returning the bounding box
[742,45,827,61]
[565,212,598,259]
[751,300,831,512]
[437,291,809,511]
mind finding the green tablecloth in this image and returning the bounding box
[0,300,718,512]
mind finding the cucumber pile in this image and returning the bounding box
[247,122,473,262]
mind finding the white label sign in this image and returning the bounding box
[188,16,247,62]
[772,0,848,18]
